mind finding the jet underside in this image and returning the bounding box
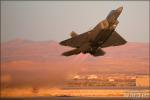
[59,6,127,57]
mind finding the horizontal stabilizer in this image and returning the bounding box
[62,48,81,56]
[91,48,105,56]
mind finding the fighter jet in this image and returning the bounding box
[59,6,127,56]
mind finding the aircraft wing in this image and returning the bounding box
[59,31,90,48]
[101,31,127,48]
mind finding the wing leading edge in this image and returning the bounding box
[101,31,127,48]
[60,30,126,49]
[59,31,90,48]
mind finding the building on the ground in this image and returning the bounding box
[136,75,150,87]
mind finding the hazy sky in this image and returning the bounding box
[1,1,149,43]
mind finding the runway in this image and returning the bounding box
[1,97,149,100]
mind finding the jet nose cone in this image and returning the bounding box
[116,6,123,12]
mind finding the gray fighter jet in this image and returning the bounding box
[59,6,127,56]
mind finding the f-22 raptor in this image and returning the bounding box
[60,6,127,56]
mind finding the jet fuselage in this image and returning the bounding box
[82,7,123,54]
[60,6,127,57]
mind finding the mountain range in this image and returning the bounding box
[1,39,149,88]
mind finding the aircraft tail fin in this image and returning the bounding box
[70,31,78,37]
[62,48,81,56]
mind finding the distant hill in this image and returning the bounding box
[1,39,149,88]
